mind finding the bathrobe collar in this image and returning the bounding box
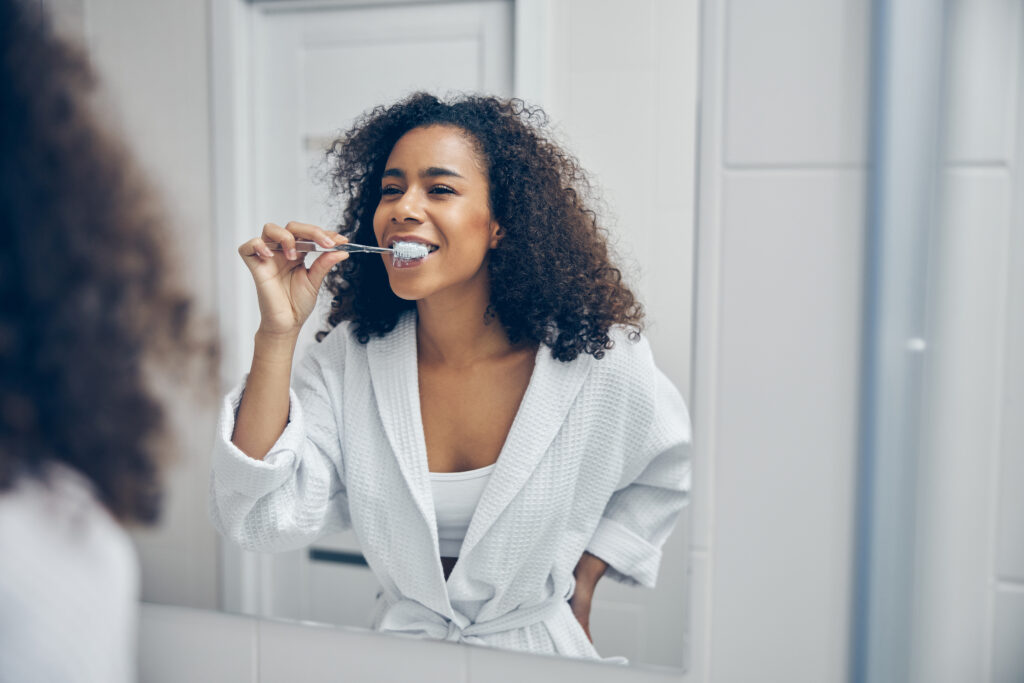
[365,312,594,580]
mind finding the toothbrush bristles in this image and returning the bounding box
[392,241,430,260]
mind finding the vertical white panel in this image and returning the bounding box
[992,589,1024,683]
[725,0,870,166]
[911,171,1012,683]
[994,0,1024,585]
[944,0,1021,164]
[711,171,862,683]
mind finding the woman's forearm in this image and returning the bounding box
[231,330,299,460]
[574,551,608,590]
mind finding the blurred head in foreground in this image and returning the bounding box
[0,0,212,522]
[0,0,214,680]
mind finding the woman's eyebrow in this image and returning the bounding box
[421,166,464,179]
[381,167,465,179]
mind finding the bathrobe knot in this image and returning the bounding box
[378,593,567,646]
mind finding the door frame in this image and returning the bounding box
[208,0,550,616]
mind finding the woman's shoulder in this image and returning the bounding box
[592,326,655,372]
[581,326,659,400]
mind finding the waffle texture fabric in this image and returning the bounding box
[0,463,138,683]
[210,312,690,661]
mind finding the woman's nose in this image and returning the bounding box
[392,190,424,223]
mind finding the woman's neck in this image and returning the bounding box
[415,292,513,368]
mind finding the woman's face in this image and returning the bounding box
[373,124,501,303]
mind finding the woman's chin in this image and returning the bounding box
[386,278,430,302]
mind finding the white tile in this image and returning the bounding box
[258,618,468,683]
[724,0,870,166]
[992,589,1024,683]
[138,603,256,683]
[911,170,1012,683]
[710,171,864,681]
[997,410,1024,581]
[944,0,1021,165]
[566,0,657,72]
[466,644,683,682]
[997,166,1024,581]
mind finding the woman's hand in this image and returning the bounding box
[570,551,608,642]
[238,221,350,338]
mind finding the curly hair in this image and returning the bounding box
[319,92,643,361]
[0,0,215,524]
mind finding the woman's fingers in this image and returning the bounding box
[282,221,341,253]
[241,221,348,286]
[238,237,275,263]
[261,222,298,260]
[307,249,349,292]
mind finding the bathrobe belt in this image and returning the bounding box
[377,583,574,645]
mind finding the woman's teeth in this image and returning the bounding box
[391,240,435,267]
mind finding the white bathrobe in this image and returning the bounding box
[210,312,690,661]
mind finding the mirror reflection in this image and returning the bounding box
[7,0,1022,680]
[5,0,699,673]
[214,91,691,664]
[209,0,697,666]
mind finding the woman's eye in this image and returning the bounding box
[430,185,455,195]
[381,186,402,196]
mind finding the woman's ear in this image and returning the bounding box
[489,222,504,249]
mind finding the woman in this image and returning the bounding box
[0,0,213,680]
[210,93,690,661]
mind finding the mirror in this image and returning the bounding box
[43,0,698,672]
[29,0,1023,679]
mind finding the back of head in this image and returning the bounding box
[0,0,214,524]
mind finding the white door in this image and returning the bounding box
[243,0,514,628]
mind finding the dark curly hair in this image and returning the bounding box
[0,0,216,524]
[319,92,643,361]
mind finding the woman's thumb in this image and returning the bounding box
[307,251,348,291]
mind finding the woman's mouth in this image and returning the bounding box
[389,237,438,268]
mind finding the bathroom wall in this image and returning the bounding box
[692,0,869,680]
[911,2,1024,682]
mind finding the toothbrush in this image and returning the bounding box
[266,240,430,260]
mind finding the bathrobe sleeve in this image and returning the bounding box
[585,361,692,588]
[209,341,350,552]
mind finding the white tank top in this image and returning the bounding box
[429,463,495,558]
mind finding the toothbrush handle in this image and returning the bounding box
[265,240,392,254]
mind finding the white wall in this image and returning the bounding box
[911,2,1024,682]
[691,0,869,681]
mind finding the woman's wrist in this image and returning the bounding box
[253,328,300,360]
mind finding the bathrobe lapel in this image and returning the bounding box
[457,344,593,561]
[365,315,451,610]
[366,313,593,602]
